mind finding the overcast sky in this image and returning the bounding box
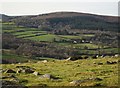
[0,0,119,16]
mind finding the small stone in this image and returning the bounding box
[21,69,34,73]
[42,60,48,63]
[16,69,22,73]
[114,54,119,57]
[40,74,56,79]
[70,80,80,86]
[18,63,21,64]
[106,61,117,64]
[0,69,6,73]
[40,74,51,79]
[66,57,71,61]
[98,62,103,65]
[33,71,40,76]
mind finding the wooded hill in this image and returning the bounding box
[1,12,119,32]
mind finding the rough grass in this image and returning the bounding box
[2,57,119,87]
[2,53,29,63]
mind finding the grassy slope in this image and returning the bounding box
[2,53,29,63]
[2,57,119,87]
[25,34,58,42]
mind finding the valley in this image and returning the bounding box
[1,12,120,87]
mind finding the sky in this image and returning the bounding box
[0,0,119,16]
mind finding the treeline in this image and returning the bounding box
[2,33,119,60]
[2,34,77,59]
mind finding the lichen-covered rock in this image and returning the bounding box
[16,69,22,74]
[70,80,80,86]
[21,68,34,73]
[42,60,48,63]
[106,61,117,64]
[40,74,51,79]
[33,71,40,76]
[40,74,57,79]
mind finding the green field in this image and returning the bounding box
[25,34,59,42]
[58,34,94,39]
[2,23,119,54]
[58,35,82,39]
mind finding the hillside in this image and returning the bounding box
[2,57,119,87]
[1,12,119,32]
[35,12,118,22]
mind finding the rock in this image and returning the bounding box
[92,55,97,59]
[118,60,120,63]
[96,55,99,58]
[5,69,16,73]
[37,61,41,63]
[40,74,56,79]
[10,77,20,83]
[33,71,40,76]
[11,63,15,65]
[16,66,35,74]
[83,56,89,59]
[2,75,16,79]
[70,77,102,86]
[98,62,103,65]
[93,62,96,64]
[42,60,48,63]
[16,69,22,74]
[0,69,6,73]
[70,80,80,86]
[16,66,32,69]
[66,57,71,61]
[106,61,117,64]
[21,68,34,73]
[94,77,103,81]
[18,63,21,64]
[66,56,82,61]
[100,55,105,58]
[114,54,119,57]
[40,74,51,79]
[2,80,25,88]
[28,60,31,63]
